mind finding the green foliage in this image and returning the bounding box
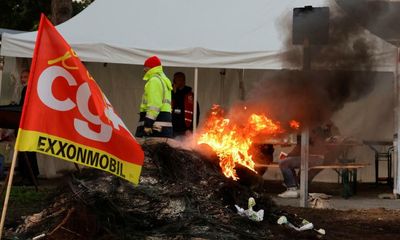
[0,186,51,205]
[0,0,94,31]
[72,0,94,15]
[0,0,51,31]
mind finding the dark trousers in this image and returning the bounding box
[279,155,324,188]
[17,151,39,182]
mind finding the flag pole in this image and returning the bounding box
[0,16,41,237]
[0,149,19,239]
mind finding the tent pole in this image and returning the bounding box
[0,57,4,96]
[239,69,245,101]
[300,39,310,208]
[220,69,225,107]
[193,68,198,137]
[394,47,400,198]
[300,128,309,207]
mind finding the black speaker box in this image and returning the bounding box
[293,6,329,45]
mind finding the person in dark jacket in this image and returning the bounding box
[17,69,40,185]
[171,72,200,137]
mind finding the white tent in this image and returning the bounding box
[1,0,396,70]
[1,0,399,195]
[2,0,292,69]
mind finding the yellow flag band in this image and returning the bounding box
[15,129,142,184]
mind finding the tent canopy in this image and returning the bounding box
[0,0,362,69]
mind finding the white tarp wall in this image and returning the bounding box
[83,63,393,183]
[84,63,244,131]
[0,58,394,182]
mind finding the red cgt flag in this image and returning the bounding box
[15,15,144,184]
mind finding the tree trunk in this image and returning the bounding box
[51,0,73,25]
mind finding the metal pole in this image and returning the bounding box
[0,57,4,97]
[220,69,225,107]
[394,47,400,197]
[239,69,245,101]
[300,128,310,207]
[299,39,311,207]
[193,68,198,136]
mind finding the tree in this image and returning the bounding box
[51,0,73,25]
[0,0,94,31]
[0,0,51,31]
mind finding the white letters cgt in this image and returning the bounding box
[37,66,128,143]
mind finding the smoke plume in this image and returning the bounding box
[240,1,387,128]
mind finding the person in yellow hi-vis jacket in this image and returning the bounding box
[135,56,173,138]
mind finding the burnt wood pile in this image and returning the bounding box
[7,142,316,240]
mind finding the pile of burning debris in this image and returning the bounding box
[5,142,322,240]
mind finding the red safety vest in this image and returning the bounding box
[184,92,194,128]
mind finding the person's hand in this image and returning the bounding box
[144,117,155,135]
[279,152,288,160]
[144,127,153,135]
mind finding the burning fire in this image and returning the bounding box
[197,105,284,180]
[290,120,300,130]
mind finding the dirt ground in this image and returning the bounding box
[265,181,400,240]
[2,179,400,240]
[265,180,400,240]
[274,206,400,240]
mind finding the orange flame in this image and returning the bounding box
[197,105,283,180]
[290,120,300,130]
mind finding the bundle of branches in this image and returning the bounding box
[9,142,315,240]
